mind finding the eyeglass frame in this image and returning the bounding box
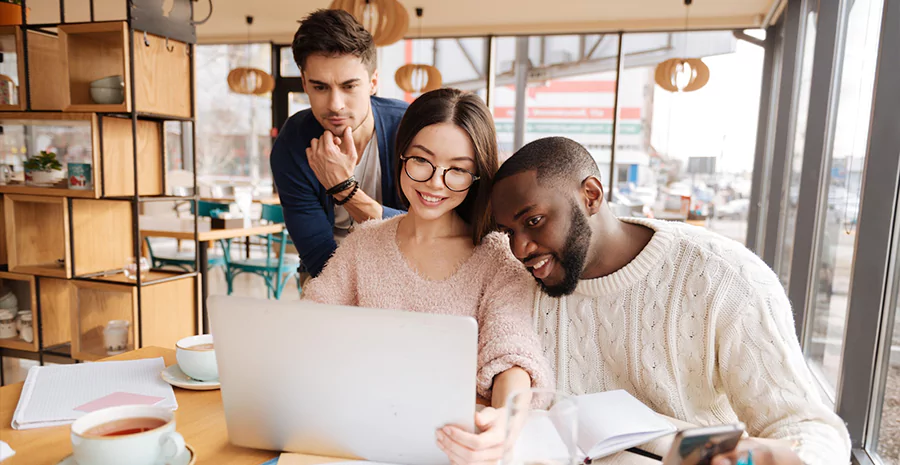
[399,156,481,192]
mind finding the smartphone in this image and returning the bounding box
[661,423,745,465]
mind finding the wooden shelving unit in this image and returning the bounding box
[0,0,200,380]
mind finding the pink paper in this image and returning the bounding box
[74,392,165,413]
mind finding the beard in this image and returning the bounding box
[537,200,591,297]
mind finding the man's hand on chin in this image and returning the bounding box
[307,126,359,190]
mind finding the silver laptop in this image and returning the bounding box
[208,295,478,465]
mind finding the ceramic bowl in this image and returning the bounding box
[90,87,124,105]
[90,75,124,88]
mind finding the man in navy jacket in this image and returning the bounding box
[271,9,408,278]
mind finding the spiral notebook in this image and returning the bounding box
[11,357,178,430]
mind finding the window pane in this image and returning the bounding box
[777,9,818,287]
[805,0,883,394]
[281,47,301,77]
[614,31,763,245]
[378,37,488,103]
[876,206,900,463]
[491,34,620,165]
[195,44,274,193]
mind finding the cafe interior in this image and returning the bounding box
[0,0,897,463]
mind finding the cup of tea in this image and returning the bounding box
[175,334,217,381]
[70,405,185,465]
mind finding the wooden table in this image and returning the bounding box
[140,217,285,332]
[201,196,281,206]
[0,347,686,465]
[0,347,279,465]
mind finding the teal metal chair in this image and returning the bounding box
[145,200,235,293]
[227,204,301,299]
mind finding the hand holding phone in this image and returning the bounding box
[662,423,745,465]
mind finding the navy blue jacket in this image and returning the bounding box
[271,96,409,277]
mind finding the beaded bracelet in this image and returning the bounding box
[333,181,359,206]
[326,176,356,196]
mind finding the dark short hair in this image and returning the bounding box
[292,9,377,74]
[494,136,601,190]
[395,88,499,245]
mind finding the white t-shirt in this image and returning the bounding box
[333,136,381,243]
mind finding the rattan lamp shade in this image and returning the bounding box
[654,58,710,92]
[394,64,442,93]
[227,67,275,95]
[329,0,409,47]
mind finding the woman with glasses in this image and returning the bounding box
[302,88,550,424]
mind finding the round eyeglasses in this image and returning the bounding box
[400,156,480,192]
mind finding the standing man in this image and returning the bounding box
[271,9,408,278]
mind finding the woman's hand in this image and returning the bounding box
[436,407,506,465]
[711,438,802,465]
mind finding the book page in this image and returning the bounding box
[573,390,676,459]
[515,414,576,461]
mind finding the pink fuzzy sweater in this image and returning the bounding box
[303,215,551,401]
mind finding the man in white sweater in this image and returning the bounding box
[438,137,850,465]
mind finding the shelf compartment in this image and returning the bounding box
[0,26,26,110]
[70,280,137,361]
[38,277,71,348]
[101,116,164,197]
[78,269,196,287]
[4,194,70,278]
[132,30,191,119]
[70,198,134,277]
[0,271,38,351]
[0,24,93,112]
[0,112,101,198]
[0,112,166,198]
[58,22,130,113]
[70,275,196,361]
[0,26,61,110]
[58,22,191,118]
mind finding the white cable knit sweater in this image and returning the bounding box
[532,218,850,465]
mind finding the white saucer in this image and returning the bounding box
[161,364,220,391]
[58,443,196,465]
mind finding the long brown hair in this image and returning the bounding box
[394,88,498,245]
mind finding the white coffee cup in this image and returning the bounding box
[70,405,184,465]
[175,334,217,381]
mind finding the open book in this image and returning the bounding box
[516,390,677,461]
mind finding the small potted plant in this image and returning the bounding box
[24,151,64,186]
[0,0,28,26]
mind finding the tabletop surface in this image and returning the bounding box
[201,196,281,205]
[139,216,284,241]
[0,347,279,465]
[0,347,685,465]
